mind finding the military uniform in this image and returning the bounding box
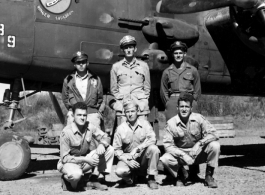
[110,57,150,121]
[160,113,220,178]
[62,51,105,128]
[160,41,201,121]
[113,119,160,180]
[57,122,114,183]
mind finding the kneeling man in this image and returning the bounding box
[57,102,114,191]
[160,92,220,188]
[113,99,160,189]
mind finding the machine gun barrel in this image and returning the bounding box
[118,17,149,25]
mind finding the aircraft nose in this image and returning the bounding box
[142,17,199,48]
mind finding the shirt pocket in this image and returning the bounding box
[182,72,194,90]
[189,121,202,140]
[133,67,145,84]
[139,132,146,143]
[117,70,128,84]
[69,140,81,155]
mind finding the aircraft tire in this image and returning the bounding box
[0,132,31,181]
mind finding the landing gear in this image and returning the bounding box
[0,78,31,181]
[0,132,31,180]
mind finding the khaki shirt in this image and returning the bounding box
[57,122,109,170]
[160,62,201,106]
[163,113,218,157]
[110,58,150,113]
[113,119,156,160]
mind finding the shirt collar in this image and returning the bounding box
[126,119,142,131]
[175,112,196,126]
[71,122,88,135]
[122,57,138,67]
[169,62,189,70]
[75,71,89,80]
[71,122,80,135]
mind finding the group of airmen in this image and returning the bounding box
[58,35,220,191]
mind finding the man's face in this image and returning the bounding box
[73,108,87,126]
[74,60,88,72]
[125,106,138,123]
[178,101,192,119]
[122,45,137,58]
[173,49,186,63]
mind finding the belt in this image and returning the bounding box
[170,93,180,97]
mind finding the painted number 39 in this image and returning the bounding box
[0,24,16,48]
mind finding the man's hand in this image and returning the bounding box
[189,142,201,158]
[85,155,99,167]
[182,153,194,165]
[96,144,106,155]
[130,148,140,158]
[67,110,73,117]
[126,159,140,169]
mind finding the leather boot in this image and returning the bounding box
[205,165,218,188]
[86,174,108,191]
[189,164,201,183]
[176,166,189,186]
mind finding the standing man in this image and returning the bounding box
[113,99,160,190]
[57,102,114,191]
[62,51,105,128]
[160,41,201,121]
[110,35,151,124]
[160,92,220,188]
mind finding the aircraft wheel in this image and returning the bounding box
[0,132,31,181]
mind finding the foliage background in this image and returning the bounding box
[1,92,265,138]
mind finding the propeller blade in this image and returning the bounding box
[156,0,259,14]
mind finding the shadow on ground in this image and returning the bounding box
[219,144,265,170]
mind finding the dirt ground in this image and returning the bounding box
[1,129,265,195]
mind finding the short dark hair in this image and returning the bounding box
[177,92,193,106]
[72,102,87,114]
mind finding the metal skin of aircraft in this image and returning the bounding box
[0,0,265,181]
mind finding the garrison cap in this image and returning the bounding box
[71,51,88,63]
[120,35,137,48]
[179,92,194,103]
[170,41,187,52]
[123,99,138,111]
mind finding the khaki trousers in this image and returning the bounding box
[160,141,220,178]
[115,145,160,180]
[61,146,114,184]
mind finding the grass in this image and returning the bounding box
[0,93,265,139]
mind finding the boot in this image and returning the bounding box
[86,174,108,191]
[204,165,218,188]
[189,164,201,183]
[61,175,74,191]
[176,166,189,186]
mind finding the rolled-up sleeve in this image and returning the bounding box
[163,124,187,157]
